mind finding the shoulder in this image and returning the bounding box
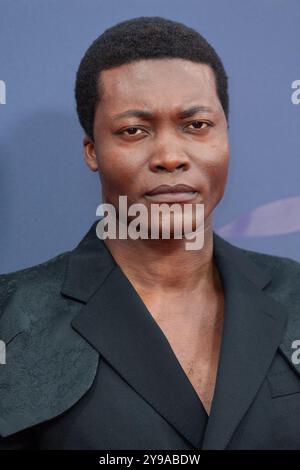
[239,245,300,287]
[215,233,300,300]
[1,248,70,281]
[217,230,300,278]
[0,250,70,292]
[230,242,300,308]
[0,251,71,339]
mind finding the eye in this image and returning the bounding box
[119,127,144,136]
[186,120,211,130]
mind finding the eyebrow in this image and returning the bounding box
[111,105,214,121]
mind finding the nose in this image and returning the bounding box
[149,140,191,173]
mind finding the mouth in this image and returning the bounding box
[144,184,198,204]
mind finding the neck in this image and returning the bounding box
[103,216,218,295]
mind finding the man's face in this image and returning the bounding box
[84,58,230,234]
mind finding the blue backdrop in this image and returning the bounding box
[1,0,299,274]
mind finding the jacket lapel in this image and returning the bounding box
[202,234,289,449]
[70,224,208,449]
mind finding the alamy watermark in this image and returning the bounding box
[0,340,6,365]
[291,80,300,105]
[95,196,205,250]
[0,80,6,105]
[291,339,300,365]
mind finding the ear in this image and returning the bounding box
[83,136,99,172]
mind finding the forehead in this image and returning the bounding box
[98,58,221,114]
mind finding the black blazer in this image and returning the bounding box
[1,220,300,450]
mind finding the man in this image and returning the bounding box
[1,16,300,450]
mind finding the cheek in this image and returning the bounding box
[97,148,143,198]
[204,150,230,201]
[213,153,229,182]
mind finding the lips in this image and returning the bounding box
[146,184,197,195]
[145,183,198,203]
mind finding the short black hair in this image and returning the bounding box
[75,16,229,142]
